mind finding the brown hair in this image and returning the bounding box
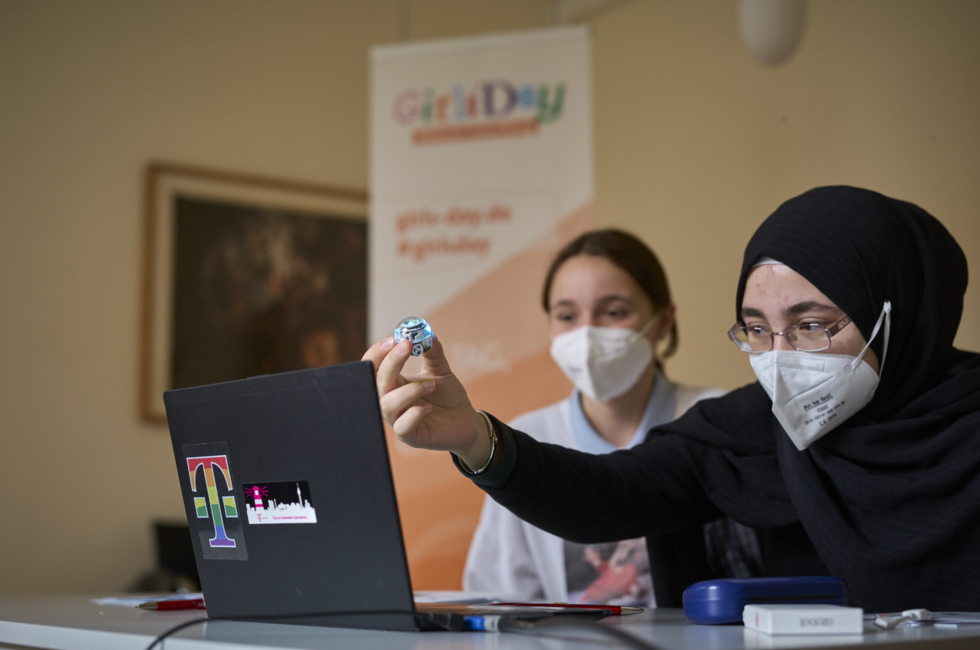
[541,229,678,360]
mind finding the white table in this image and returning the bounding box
[2,596,980,650]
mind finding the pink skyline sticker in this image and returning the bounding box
[242,480,317,525]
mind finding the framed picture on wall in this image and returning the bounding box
[140,162,369,424]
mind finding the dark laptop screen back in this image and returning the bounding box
[164,361,418,630]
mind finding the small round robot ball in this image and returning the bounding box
[394,317,434,357]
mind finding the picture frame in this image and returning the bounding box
[140,162,369,424]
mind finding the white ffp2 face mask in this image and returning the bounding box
[749,301,891,450]
[550,318,656,402]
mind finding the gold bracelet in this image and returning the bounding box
[461,410,498,476]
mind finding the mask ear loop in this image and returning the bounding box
[588,313,663,365]
[638,313,660,337]
[848,301,891,373]
[593,314,660,360]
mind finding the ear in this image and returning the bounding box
[652,303,676,343]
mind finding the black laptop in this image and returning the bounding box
[164,361,607,632]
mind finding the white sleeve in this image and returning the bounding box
[463,494,546,600]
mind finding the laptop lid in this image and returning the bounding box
[164,361,421,631]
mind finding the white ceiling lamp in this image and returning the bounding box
[738,0,807,66]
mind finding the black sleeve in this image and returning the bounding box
[474,419,724,543]
[454,384,799,543]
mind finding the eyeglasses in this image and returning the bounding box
[728,315,853,353]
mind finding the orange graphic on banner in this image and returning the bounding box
[387,201,592,589]
[412,118,540,145]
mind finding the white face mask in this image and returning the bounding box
[749,301,891,450]
[550,318,656,402]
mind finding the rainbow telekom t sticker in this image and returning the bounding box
[182,442,248,560]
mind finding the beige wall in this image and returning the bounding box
[0,0,549,596]
[592,0,980,391]
[0,0,977,594]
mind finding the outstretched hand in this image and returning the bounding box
[362,335,492,469]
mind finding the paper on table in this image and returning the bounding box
[412,590,498,604]
[92,593,204,607]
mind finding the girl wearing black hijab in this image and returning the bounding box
[365,186,980,612]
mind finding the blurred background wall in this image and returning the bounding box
[1,0,977,594]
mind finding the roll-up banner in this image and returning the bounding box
[370,27,592,588]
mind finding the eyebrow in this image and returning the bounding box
[551,295,633,310]
[741,301,839,321]
[596,295,633,306]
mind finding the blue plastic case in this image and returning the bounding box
[682,577,849,624]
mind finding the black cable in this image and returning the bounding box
[498,617,668,650]
[144,609,416,650]
[145,616,210,650]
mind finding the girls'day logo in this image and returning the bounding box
[183,442,248,560]
[392,79,566,145]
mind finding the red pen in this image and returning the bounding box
[137,598,206,611]
[489,602,643,616]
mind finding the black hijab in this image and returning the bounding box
[735,185,968,418]
[669,186,980,611]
